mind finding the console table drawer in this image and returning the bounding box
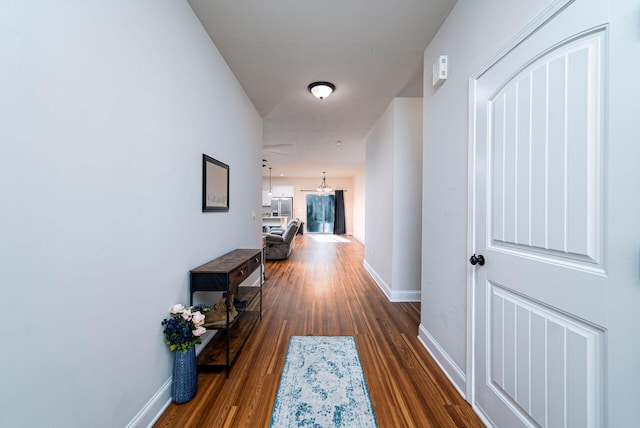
[190,249,261,293]
[229,254,261,289]
[229,262,250,288]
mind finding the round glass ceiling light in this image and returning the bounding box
[308,81,335,100]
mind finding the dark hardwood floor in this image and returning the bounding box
[154,235,484,428]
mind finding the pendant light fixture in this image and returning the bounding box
[316,171,332,192]
[268,167,273,195]
[308,81,335,100]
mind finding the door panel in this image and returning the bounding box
[488,283,604,427]
[472,1,608,426]
[489,34,604,267]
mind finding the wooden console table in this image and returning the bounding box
[190,249,262,377]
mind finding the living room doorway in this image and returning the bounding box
[305,194,335,233]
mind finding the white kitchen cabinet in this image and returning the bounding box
[262,190,271,206]
[270,185,294,197]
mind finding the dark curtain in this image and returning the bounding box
[334,190,346,235]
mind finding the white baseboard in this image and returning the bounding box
[363,260,392,300]
[363,260,421,302]
[391,289,421,302]
[126,378,172,428]
[352,233,364,244]
[417,323,467,399]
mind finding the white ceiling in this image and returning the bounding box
[187,0,457,178]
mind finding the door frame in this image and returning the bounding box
[465,0,575,419]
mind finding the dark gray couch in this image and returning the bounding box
[264,218,301,260]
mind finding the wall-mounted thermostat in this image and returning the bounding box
[432,55,448,87]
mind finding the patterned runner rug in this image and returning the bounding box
[270,336,378,428]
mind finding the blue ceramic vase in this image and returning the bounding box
[172,346,197,403]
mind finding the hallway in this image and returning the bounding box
[154,236,483,427]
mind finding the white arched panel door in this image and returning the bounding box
[471,1,608,426]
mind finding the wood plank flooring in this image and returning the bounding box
[154,235,484,428]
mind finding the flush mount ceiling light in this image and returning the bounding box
[308,81,335,100]
[317,171,333,192]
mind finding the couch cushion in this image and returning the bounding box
[282,225,297,243]
[265,233,285,244]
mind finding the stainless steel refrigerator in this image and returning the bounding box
[270,197,293,218]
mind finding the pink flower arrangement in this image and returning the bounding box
[162,304,210,353]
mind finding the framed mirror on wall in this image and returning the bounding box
[202,154,229,212]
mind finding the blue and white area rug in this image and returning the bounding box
[270,336,378,428]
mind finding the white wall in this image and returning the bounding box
[352,167,366,244]
[391,98,423,292]
[419,0,554,393]
[365,102,396,290]
[0,2,262,427]
[365,98,423,302]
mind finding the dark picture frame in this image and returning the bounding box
[202,154,229,212]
